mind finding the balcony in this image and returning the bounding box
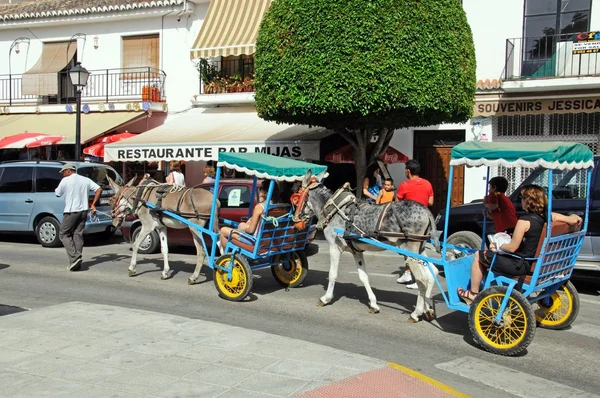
[503,32,600,93]
[192,56,255,106]
[0,67,166,107]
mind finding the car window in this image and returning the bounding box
[78,166,121,188]
[218,185,251,209]
[524,169,588,200]
[0,167,33,193]
[36,167,63,193]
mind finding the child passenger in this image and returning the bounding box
[483,176,517,234]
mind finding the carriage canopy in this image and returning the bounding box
[450,141,594,170]
[217,152,328,182]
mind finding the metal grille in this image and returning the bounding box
[491,112,600,189]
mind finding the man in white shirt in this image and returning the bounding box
[55,163,102,271]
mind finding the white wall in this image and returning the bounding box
[463,0,524,81]
[0,3,209,112]
[592,0,600,29]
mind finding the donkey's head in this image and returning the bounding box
[107,175,137,228]
[291,170,322,229]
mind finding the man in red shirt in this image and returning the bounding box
[396,159,434,288]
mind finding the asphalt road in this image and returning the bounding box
[1,234,599,397]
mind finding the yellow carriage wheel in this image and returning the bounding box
[271,251,309,288]
[468,286,536,356]
[213,254,253,301]
[535,281,579,330]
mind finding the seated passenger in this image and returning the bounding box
[483,176,517,234]
[458,185,582,304]
[219,180,280,249]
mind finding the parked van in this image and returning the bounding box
[0,160,122,247]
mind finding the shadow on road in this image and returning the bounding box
[0,264,9,271]
[0,304,27,317]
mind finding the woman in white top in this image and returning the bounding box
[166,161,186,186]
[219,180,280,249]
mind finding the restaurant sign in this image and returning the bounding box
[474,96,600,117]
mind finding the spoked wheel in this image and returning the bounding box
[271,251,308,288]
[535,281,579,330]
[469,286,536,356]
[213,254,253,301]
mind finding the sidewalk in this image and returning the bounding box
[0,302,467,397]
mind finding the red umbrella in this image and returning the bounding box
[0,132,65,149]
[325,144,409,164]
[84,132,137,158]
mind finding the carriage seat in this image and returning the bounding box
[229,204,304,254]
[512,220,579,285]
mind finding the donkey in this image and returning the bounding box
[108,175,219,284]
[292,171,440,322]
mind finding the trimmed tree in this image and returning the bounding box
[255,0,476,195]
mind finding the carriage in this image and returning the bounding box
[142,152,327,301]
[333,141,593,356]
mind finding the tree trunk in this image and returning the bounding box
[337,127,395,199]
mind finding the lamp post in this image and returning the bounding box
[8,37,30,106]
[68,62,90,160]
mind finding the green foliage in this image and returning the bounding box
[195,58,219,84]
[255,0,476,130]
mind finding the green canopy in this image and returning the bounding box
[450,141,594,170]
[217,152,328,182]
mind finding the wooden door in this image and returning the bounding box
[413,132,465,216]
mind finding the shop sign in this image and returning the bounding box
[573,32,600,54]
[474,97,600,117]
[104,142,320,162]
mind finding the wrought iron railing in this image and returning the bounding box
[504,32,600,80]
[198,56,255,94]
[0,67,166,105]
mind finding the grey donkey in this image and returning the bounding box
[293,170,440,322]
[108,175,219,283]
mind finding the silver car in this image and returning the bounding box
[0,160,122,247]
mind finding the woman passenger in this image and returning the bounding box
[219,180,280,249]
[458,185,582,304]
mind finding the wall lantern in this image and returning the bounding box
[14,43,20,54]
[94,36,99,50]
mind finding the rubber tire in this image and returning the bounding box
[469,285,536,356]
[35,216,62,248]
[447,231,483,251]
[132,227,160,254]
[271,250,309,288]
[214,254,253,302]
[535,281,580,330]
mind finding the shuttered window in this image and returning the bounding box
[122,35,159,72]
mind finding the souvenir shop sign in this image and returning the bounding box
[104,142,320,162]
[474,96,600,117]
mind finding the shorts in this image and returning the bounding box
[479,249,528,277]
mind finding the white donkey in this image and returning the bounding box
[108,175,219,283]
[292,172,439,322]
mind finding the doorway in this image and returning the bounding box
[413,130,465,216]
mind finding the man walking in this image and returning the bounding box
[55,163,102,271]
[395,159,434,289]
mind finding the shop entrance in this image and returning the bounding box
[413,130,465,216]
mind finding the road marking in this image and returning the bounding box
[568,323,600,339]
[349,271,396,278]
[435,356,600,398]
[387,362,471,398]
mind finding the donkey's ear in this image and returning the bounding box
[125,176,137,187]
[107,176,121,192]
[301,169,313,188]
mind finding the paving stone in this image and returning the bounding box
[95,349,161,369]
[98,369,179,394]
[0,370,43,393]
[52,361,124,384]
[0,347,36,365]
[136,356,206,377]
[5,378,90,397]
[291,380,329,396]
[312,366,364,383]
[174,344,235,362]
[289,347,352,366]
[263,359,331,381]
[213,352,280,371]
[130,339,198,357]
[6,335,75,354]
[153,380,229,398]
[71,386,144,398]
[164,328,212,344]
[182,363,254,387]
[236,372,309,397]
[53,343,122,361]
[334,354,387,371]
[11,353,86,377]
[216,388,283,398]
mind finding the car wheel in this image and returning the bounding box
[131,227,160,254]
[36,216,62,248]
[447,231,483,255]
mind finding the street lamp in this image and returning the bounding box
[68,62,90,159]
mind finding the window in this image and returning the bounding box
[218,185,252,209]
[525,168,588,200]
[35,167,63,193]
[0,167,33,193]
[122,35,159,72]
[77,166,120,188]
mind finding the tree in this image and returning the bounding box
[255,0,476,195]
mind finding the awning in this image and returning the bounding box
[190,0,272,59]
[104,107,330,162]
[0,112,145,145]
[22,41,76,96]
